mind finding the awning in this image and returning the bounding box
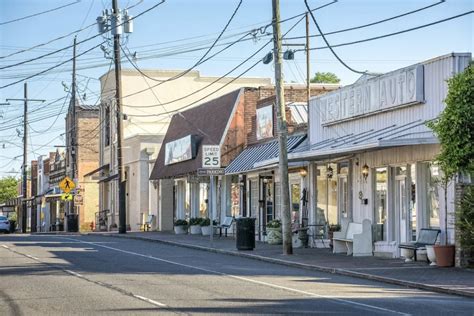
[84,164,110,177]
[225,134,306,175]
[288,120,438,162]
[98,174,118,183]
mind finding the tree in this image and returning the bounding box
[310,72,340,84]
[428,63,474,246]
[0,176,19,204]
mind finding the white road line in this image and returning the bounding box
[60,236,411,316]
[1,244,10,249]
[133,295,167,307]
[64,269,83,278]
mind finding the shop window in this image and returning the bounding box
[104,106,110,147]
[231,182,240,217]
[427,163,440,228]
[409,164,417,241]
[374,167,388,241]
[316,164,338,228]
[291,183,300,223]
[199,183,208,217]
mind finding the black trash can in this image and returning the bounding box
[67,214,79,232]
[9,221,16,233]
[236,217,256,250]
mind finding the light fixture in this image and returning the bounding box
[262,51,273,64]
[283,49,295,60]
[362,164,369,182]
[326,165,333,179]
[299,169,307,177]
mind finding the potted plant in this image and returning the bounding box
[189,217,202,235]
[174,219,188,234]
[266,219,282,245]
[200,218,217,236]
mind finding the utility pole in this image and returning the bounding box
[272,0,292,255]
[6,85,45,233]
[112,0,126,234]
[68,36,77,231]
[306,12,310,104]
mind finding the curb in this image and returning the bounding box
[90,233,474,299]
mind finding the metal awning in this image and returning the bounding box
[84,164,110,177]
[288,120,438,162]
[98,174,118,183]
[225,134,306,175]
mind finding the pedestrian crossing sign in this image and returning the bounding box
[59,176,75,193]
[61,193,73,201]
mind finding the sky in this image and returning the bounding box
[0,0,473,178]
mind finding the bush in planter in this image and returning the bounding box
[457,185,474,266]
[266,219,282,245]
[189,217,202,234]
[174,219,188,234]
[200,218,217,235]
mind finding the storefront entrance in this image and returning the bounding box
[259,176,274,240]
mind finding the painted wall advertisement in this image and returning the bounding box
[256,105,273,140]
[165,135,195,165]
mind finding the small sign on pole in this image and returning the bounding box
[59,176,75,193]
[202,145,221,168]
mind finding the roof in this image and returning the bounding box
[150,89,242,180]
[225,134,306,175]
[77,104,99,110]
[288,119,438,162]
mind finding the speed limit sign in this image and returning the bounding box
[202,145,221,168]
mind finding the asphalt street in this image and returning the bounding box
[0,234,473,315]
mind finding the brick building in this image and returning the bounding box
[150,84,338,231]
[65,102,100,231]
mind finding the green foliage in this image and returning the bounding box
[310,72,341,84]
[174,219,188,226]
[329,224,341,232]
[0,177,19,204]
[200,218,210,226]
[189,217,202,226]
[457,185,474,253]
[267,219,281,229]
[427,64,474,179]
[8,212,17,222]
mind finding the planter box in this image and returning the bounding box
[267,227,282,245]
[201,226,216,236]
[190,225,201,235]
[174,225,187,235]
[434,245,455,267]
[373,241,398,258]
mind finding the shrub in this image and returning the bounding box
[267,219,281,229]
[329,224,341,232]
[457,185,474,254]
[189,217,202,226]
[200,218,217,226]
[174,219,188,226]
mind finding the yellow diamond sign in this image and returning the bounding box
[61,193,73,201]
[59,176,75,193]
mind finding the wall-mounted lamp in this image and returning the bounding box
[299,169,307,177]
[326,165,334,179]
[362,164,369,182]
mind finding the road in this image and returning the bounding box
[0,234,472,315]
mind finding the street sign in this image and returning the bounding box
[61,193,73,201]
[202,145,221,168]
[197,168,225,176]
[59,176,75,193]
[74,194,83,205]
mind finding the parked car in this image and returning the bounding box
[0,215,10,233]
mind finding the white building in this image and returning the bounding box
[284,53,471,258]
[96,69,271,231]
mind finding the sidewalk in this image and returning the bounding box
[92,231,474,298]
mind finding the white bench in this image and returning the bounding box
[333,218,373,256]
[217,216,234,237]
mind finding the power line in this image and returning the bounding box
[304,0,367,75]
[287,0,446,41]
[0,0,166,70]
[122,0,244,89]
[0,1,81,26]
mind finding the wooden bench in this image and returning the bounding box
[217,216,234,237]
[333,218,373,256]
[143,215,154,232]
[399,228,440,261]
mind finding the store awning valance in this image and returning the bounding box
[84,163,110,177]
[98,174,118,183]
[289,119,438,162]
[225,134,306,175]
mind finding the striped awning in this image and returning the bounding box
[225,134,306,175]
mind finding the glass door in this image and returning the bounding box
[395,166,410,244]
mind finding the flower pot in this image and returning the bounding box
[201,225,215,236]
[433,244,455,267]
[190,225,201,235]
[426,245,437,266]
[266,227,282,245]
[174,225,187,235]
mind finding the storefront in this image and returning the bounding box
[289,53,471,257]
